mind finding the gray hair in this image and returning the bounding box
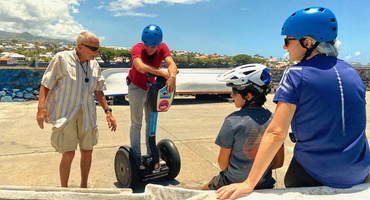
[76,31,98,45]
[305,36,342,57]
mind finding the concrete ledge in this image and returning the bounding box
[0,186,137,200]
[0,183,369,200]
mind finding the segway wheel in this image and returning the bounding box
[114,147,139,188]
[157,139,181,180]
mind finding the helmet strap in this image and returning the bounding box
[299,38,320,62]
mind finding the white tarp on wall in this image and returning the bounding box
[102,68,231,96]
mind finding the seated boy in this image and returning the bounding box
[202,64,284,190]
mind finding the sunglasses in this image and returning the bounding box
[82,43,99,51]
[232,88,242,95]
[284,37,297,46]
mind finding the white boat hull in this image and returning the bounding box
[102,68,231,96]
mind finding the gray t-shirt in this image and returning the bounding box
[215,107,275,188]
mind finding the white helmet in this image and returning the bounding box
[217,64,271,94]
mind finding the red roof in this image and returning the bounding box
[0,58,13,61]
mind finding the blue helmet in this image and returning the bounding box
[141,24,163,47]
[281,7,338,42]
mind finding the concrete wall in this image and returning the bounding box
[1,67,370,102]
[0,183,370,200]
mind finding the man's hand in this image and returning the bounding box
[166,76,176,94]
[36,108,49,129]
[215,181,254,200]
[106,113,117,132]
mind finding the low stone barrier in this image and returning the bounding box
[0,183,369,200]
[1,67,370,102]
[0,68,44,102]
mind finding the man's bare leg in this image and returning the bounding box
[80,149,93,188]
[60,151,75,187]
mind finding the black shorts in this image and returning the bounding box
[208,171,275,190]
[208,171,232,190]
[284,157,323,188]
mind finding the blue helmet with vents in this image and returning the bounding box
[281,7,338,42]
[141,24,163,47]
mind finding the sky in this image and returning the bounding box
[0,0,369,64]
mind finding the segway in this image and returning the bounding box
[114,75,181,188]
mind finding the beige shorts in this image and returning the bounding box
[50,108,99,153]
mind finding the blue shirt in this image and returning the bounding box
[274,56,370,188]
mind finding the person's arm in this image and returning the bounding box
[36,85,50,129]
[218,147,232,171]
[163,56,177,93]
[216,102,296,200]
[132,57,169,78]
[94,90,117,132]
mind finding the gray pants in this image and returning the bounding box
[128,82,152,156]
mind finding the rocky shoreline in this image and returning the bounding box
[0,68,42,102]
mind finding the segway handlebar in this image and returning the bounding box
[145,72,167,82]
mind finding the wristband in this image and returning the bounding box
[169,75,176,79]
[105,107,112,113]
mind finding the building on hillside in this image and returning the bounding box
[39,52,54,58]
[0,57,17,66]
[1,53,26,62]
[3,46,15,51]
[24,46,36,52]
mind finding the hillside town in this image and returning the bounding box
[0,40,330,69]
[0,35,367,69]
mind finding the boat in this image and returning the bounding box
[102,68,231,98]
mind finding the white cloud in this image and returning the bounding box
[283,52,289,59]
[0,0,85,41]
[345,51,361,60]
[107,0,208,17]
[113,11,157,18]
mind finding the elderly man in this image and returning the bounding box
[36,31,117,188]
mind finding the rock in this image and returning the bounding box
[25,87,34,92]
[1,96,12,102]
[24,93,36,99]
[16,91,24,98]
[18,77,27,84]
[18,71,28,79]
[12,98,26,102]
[0,91,6,97]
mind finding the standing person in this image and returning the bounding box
[201,64,284,190]
[216,7,370,200]
[36,31,117,188]
[127,24,177,156]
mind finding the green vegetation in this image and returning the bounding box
[99,48,270,68]
[99,47,131,63]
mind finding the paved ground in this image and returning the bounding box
[0,93,369,193]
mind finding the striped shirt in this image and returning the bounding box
[41,50,106,131]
